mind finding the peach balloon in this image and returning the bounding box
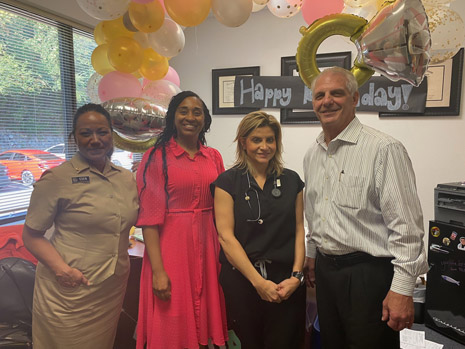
[165,0,211,27]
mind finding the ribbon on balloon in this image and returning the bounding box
[296,0,431,88]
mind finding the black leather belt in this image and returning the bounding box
[317,250,392,268]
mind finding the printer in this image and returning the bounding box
[425,182,465,345]
[434,182,465,226]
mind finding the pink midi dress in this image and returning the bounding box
[136,138,228,348]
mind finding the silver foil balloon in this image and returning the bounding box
[354,0,431,86]
[102,97,166,142]
[297,0,431,89]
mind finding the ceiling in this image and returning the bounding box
[12,0,99,28]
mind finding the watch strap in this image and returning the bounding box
[291,271,305,285]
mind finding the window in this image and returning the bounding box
[0,3,104,225]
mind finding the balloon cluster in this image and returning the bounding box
[341,0,464,64]
[297,0,433,88]
[78,0,189,151]
[298,0,464,66]
[76,0,311,151]
[78,0,183,110]
[211,0,305,25]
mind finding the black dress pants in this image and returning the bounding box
[219,262,306,349]
[315,251,400,349]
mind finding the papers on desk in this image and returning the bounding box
[400,329,443,349]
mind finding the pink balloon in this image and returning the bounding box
[301,0,344,26]
[141,77,151,89]
[98,71,142,102]
[162,66,180,87]
[141,79,181,108]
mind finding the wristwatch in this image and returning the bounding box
[291,271,305,285]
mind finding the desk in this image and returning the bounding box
[114,239,144,349]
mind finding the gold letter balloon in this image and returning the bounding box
[296,0,431,88]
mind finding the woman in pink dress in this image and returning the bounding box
[136,91,228,348]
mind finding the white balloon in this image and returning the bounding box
[148,18,185,58]
[212,0,253,27]
[77,0,130,21]
[86,72,103,104]
[426,5,465,64]
[267,0,303,18]
[133,32,150,49]
[342,2,379,21]
[422,0,453,5]
[141,80,182,109]
[252,2,267,12]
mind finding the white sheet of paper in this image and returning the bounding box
[400,329,425,346]
[425,340,443,349]
[400,329,444,349]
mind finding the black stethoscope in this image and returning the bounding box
[244,172,281,224]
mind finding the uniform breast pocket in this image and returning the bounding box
[334,174,365,209]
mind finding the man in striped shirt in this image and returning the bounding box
[303,67,428,348]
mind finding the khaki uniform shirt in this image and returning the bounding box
[26,152,139,285]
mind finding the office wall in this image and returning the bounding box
[11,0,465,229]
[171,4,465,231]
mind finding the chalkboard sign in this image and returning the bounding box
[234,75,427,114]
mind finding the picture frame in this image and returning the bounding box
[280,51,352,124]
[379,48,464,117]
[212,66,260,115]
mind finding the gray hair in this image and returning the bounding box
[310,67,358,96]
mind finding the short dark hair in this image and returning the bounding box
[71,103,113,138]
[70,103,114,158]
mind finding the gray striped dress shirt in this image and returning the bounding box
[304,117,428,296]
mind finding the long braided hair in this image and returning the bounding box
[139,91,212,204]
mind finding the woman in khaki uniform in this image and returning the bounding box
[23,104,139,349]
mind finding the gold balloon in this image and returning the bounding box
[107,37,144,73]
[91,44,115,75]
[296,14,373,88]
[139,48,169,81]
[93,21,106,45]
[128,1,165,33]
[113,132,156,153]
[344,0,375,7]
[165,0,212,27]
[101,17,134,42]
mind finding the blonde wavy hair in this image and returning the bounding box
[233,111,284,176]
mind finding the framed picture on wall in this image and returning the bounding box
[212,66,260,115]
[379,48,464,117]
[280,51,352,124]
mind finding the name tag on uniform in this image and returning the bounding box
[72,176,90,184]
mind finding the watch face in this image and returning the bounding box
[292,271,304,284]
